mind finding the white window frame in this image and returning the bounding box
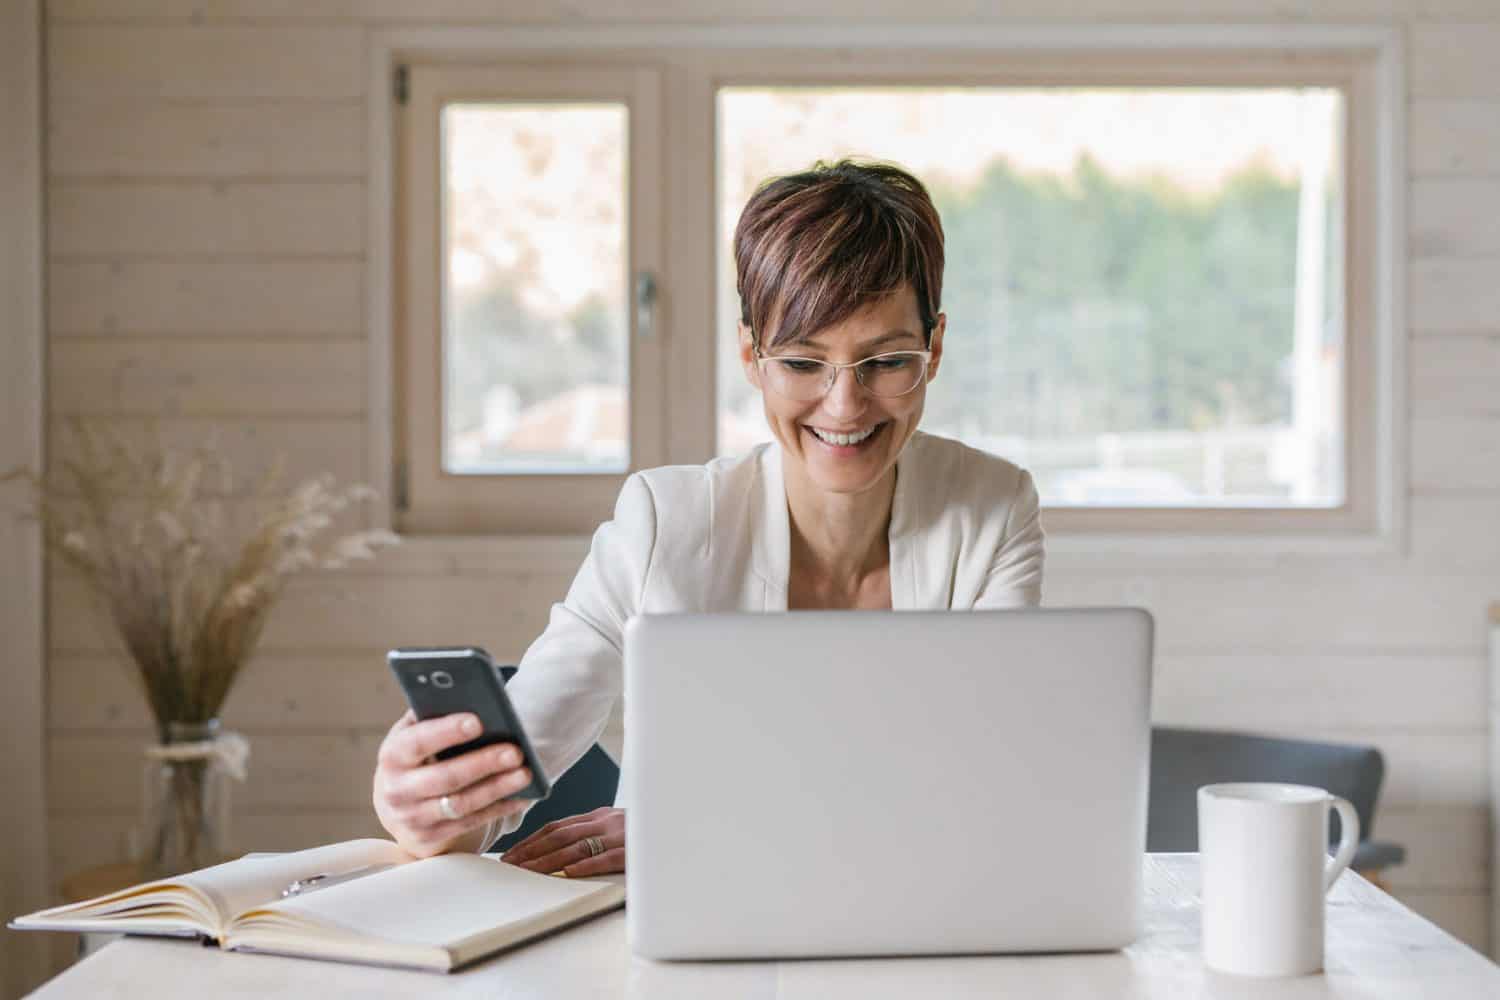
[394,62,665,535]
[367,24,1404,557]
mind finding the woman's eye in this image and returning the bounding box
[864,356,911,371]
[778,359,824,374]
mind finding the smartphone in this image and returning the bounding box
[386,646,551,800]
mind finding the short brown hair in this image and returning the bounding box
[732,159,945,350]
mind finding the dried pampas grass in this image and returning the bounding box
[2,419,399,740]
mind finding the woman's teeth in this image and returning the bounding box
[810,425,878,447]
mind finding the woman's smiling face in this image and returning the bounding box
[741,285,944,498]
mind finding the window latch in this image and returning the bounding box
[635,271,657,340]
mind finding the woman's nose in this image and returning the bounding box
[821,366,866,418]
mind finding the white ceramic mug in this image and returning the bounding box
[1197,782,1360,977]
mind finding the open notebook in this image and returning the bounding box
[9,838,625,973]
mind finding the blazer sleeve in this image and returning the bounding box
[475,472,657,850]
[972,467,1045,609]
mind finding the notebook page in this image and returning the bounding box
[254,853,613,949]
[181,839,413,926]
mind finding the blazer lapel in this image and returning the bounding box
[889,434,921,610]
[753,442,790,611]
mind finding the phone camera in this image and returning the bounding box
[430,670,454,689]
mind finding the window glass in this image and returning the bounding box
[443,103,629,474]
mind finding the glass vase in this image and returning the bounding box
[137,719,235,879]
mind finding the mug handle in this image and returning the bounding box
[1323,795,1361,893]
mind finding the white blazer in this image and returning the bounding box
[488,431,1044,843]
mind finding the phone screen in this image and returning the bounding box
[387,647,551,799]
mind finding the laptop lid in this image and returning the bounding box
[624,607,1153,960]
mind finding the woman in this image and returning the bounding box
[372,159,1044,874]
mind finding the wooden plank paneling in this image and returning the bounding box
[1379,805,1491,892]
[46,416,367,497]
[49,256,363,337]
[50,727,388,812]
[49,338,365,416]
[49,181,363,255]
[1411,22,1500,99]
[50,653,405,730]
[43,938,71,985]
[41,0,1500,23]
[47,809,386,879]
[368,535,590,576]
[1395,890,1492,956]
[50,569,572,658]
[1410,493,1500,570]
[2,0,53,995]
[45,0,579,21]
[1411,179,1500,257]
[1046,570,1500,651]
[62,566,1500,661]
[1286,727,1489,807]
[49,101,364,178]
[255,571,570,655]
[1411,100,1500,175]
[1152,652,1487,730]
[1410,333,1500,419]
[1490,612,1499,960]
[1411,416,1500,491]
[1411,259,1500,335]
[48,25,363,99]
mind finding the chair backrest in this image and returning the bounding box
[1147,726,1385,853]
[486,665,621,853]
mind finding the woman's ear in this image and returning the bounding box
[926,314,946,383]
[738,323,761,387]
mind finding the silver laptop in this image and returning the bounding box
[623,607,1153,960]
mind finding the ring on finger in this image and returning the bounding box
[439,794,461,822]
[581,835,605,858]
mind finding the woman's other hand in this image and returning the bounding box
[501,807,625,876]
[373,709,534,858]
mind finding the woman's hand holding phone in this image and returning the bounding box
[372,709,534,858]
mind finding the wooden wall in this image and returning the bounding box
[37,0,1500,975]
[3,1,49,996]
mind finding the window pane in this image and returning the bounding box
[443,103,628,474]
[717,88,1345,508]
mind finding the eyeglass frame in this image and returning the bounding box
[750,338,935,401]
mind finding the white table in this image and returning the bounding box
[27,855,1500,999]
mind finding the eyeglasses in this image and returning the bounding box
[753,347,933,401]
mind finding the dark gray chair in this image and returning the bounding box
[485,665,621,854]
[1148,726,1406,877]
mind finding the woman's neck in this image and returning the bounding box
[782,458,895,596]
